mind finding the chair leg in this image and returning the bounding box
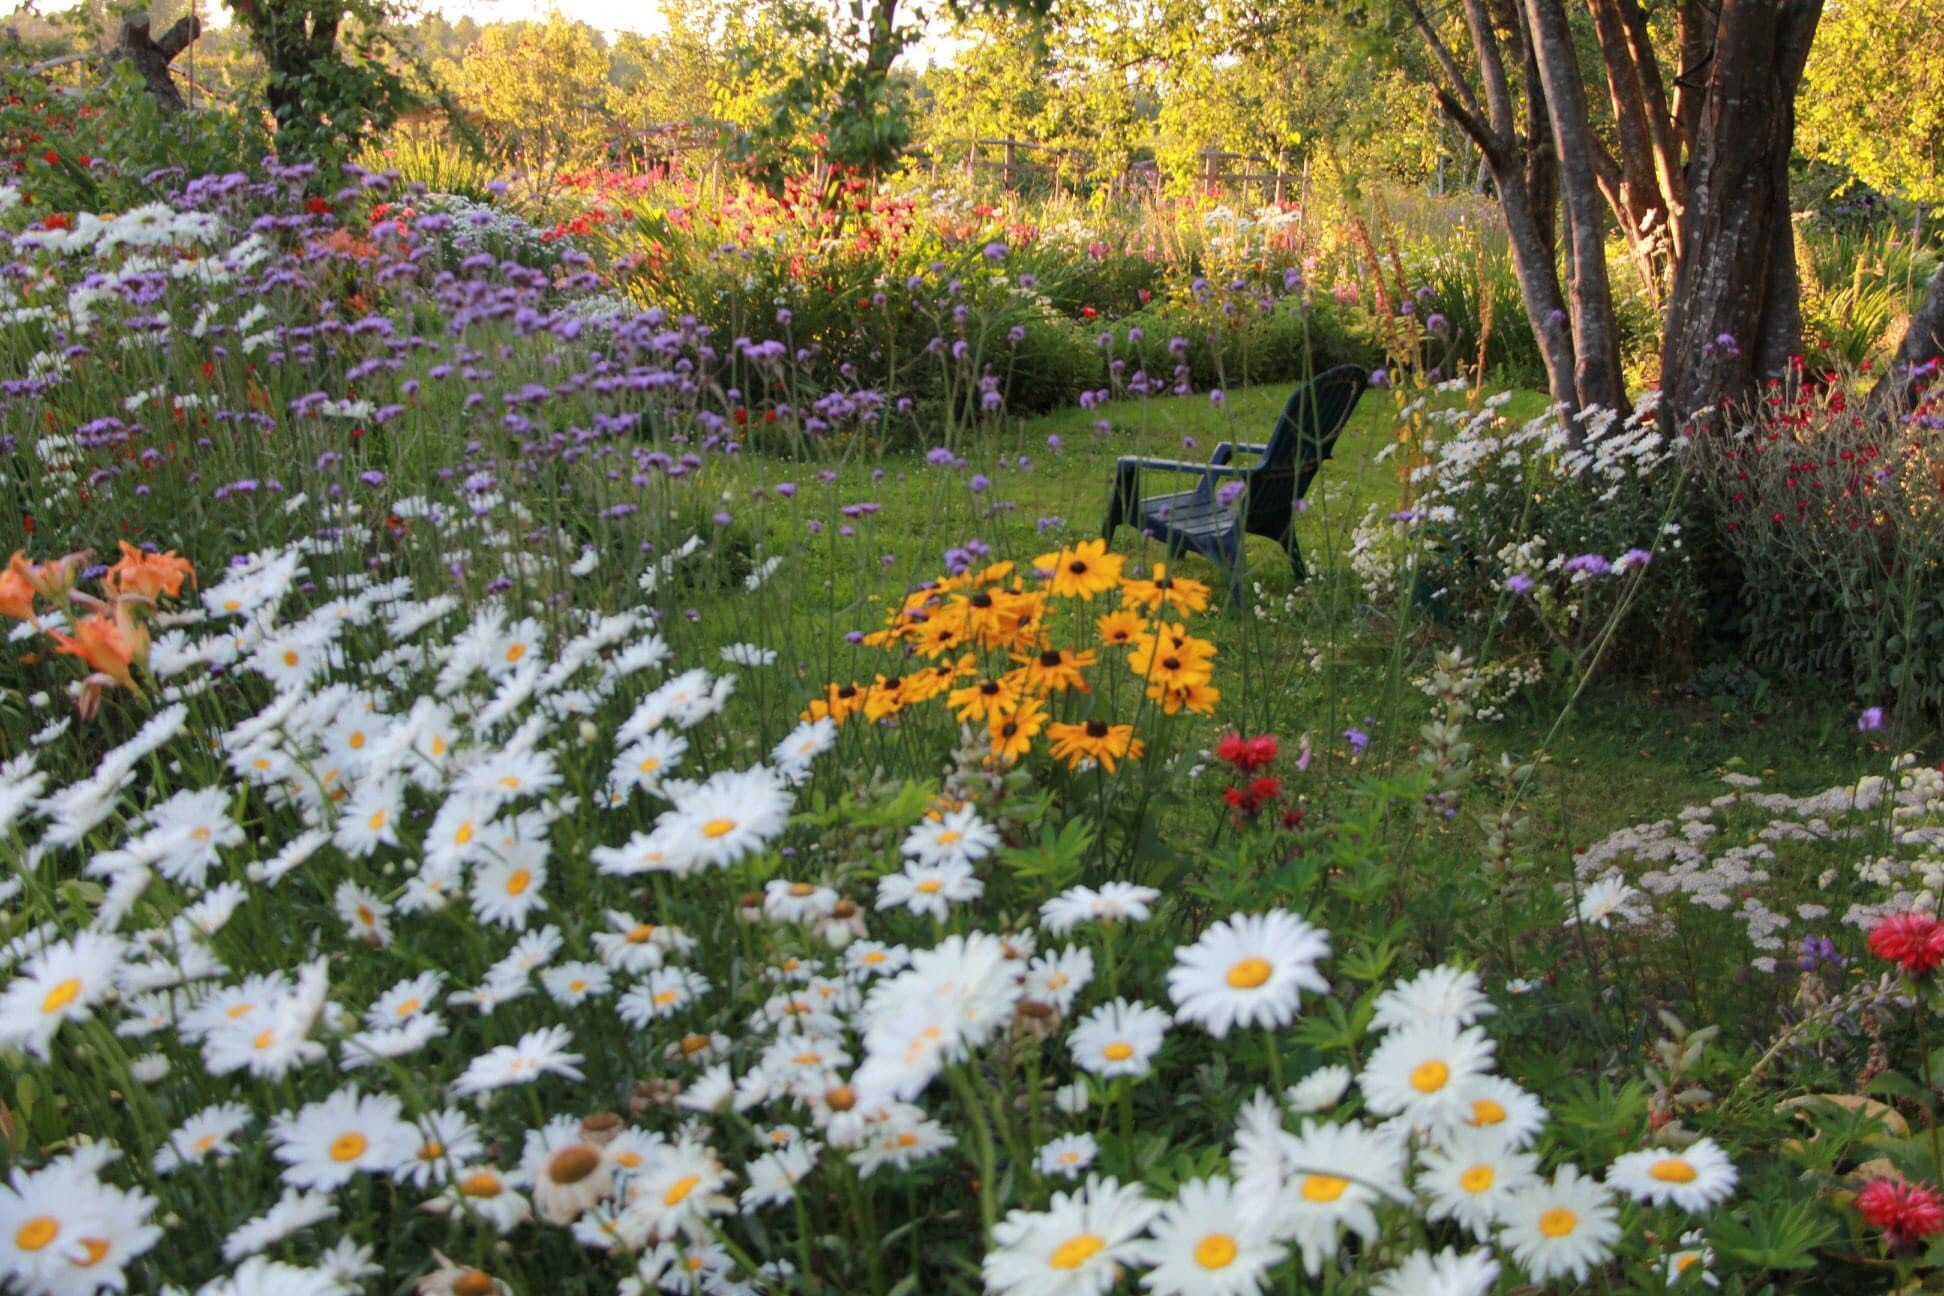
[1285,534,1307,584]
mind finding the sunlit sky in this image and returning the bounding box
[439,0,671,37]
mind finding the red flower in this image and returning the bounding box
[733,406,748,426]
[1214,732,1279,772]
[305,196,332,216]
[1857,1176,1944,1250]
[40,149,56,164]
[1080,306,1098,321]
[1867,913,1944,975]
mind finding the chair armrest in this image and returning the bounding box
[1211,441,1270,466]
[1115,455,1248,478]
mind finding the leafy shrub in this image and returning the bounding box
[1351,393,1705,680]
[1699,370,1944,720]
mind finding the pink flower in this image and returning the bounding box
[1857,1176,1944,1250]
[1867,913,1944,975]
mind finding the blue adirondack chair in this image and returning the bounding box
[1102,364,1367,602]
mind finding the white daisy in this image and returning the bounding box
[1274,1118,1409,1274]
[451,1025,585,1096]
[876,859,983,918]
[1133,1175,1284,1296]
[471,845,549,930]
[1497,1163,1621,1284]
[1285,1064,1353,1114]
[221,1186,338,1261]
[1070,998,1170,1079]
[541,961,613,1007]
[1167,910,1330,1038]
[1606,1138,1737,1211]
[1358,1020,1496,1128]
[1035,1133,1100,1180]
[1455,1076,1549,1148]
[983,1174,1159,1296]
[1040,881,1160,933]
[741,1140,817,1210]
[1370,1246,1502,1296]
[0,930,124,1059]
[653,766,792,873]
[1416,1126,1543,1239]
[269,1088,416,1190]
[1370,965,1496,1032]
[902,804,1000,868]
[333,881,393,948]
[608,730,687,797]
[1023,945,1095,1012]
[154,1101,254,1175]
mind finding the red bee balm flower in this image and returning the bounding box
[1857,1176,1944,1250]
[1214,733,1279,772]
[1867,913,1944,975]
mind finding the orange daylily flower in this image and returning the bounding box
[0,559,34,622]
[9,549,86,601]
[104,542,196,601]
[50,613,140,692]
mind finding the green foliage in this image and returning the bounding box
[0,62,269,215]
[227,0,421,167]
[439,13,618,182]
[1799,0,1944,209]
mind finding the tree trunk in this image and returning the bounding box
[1524,0,1627,413]
[1868,264,1944,418]
[1660,0,1821,434]
[114,16,200,115]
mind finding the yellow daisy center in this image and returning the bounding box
[915,879,944,894]
[348,731,366,749]
[1300,1174,1348,1203]
[789,882,815,897]
[505,869,531,896]
[1539,1207,1577,1238]
[653,990,679,1006]
[40,977,81,1015]
[420,1141,444,1159]
[367,808,386,831]
[1226,957,1272,989]
[567,979,588,994]
[1048,1233,1105,1269]
[1411,1060,1451,1093]
[506,642,526,663]
[627,923,655,943]
[1193,1234,1237,1269]
[663,1173,701,1206]
[14,1217,58,1251]
[452,1273,497,1296]
[227,1001,256,1019]
[1675,1253,1700,1273]
[1460,1164,1495,1194]
[253,1028,276,1050]
[1102,1042,1135,1061]
[453,821,474,846]
[194,1133,218,1151]
[701,818,736,838]
[1470,1098,1507,1126]
[935,830,962,845]
[282,649,300,667]
[461,1172,503,1198]
[639,756,661,773]
[329,1132,368,1162]
[396,997,421,1017]
[191,825,212,842]
[76,1237,110,1267]
[681,1034,710,1053]
[1649,1158,1697,1184]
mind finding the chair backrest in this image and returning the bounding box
[1244,364,1367,532]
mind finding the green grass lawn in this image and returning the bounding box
[734,379,1879,851]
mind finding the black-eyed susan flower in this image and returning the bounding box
[1046,719,1145,772]
[1148,679,1222,715]
[1007,645,1097,696]
[1096,608,1149,647]
[801,680,866,725]
[863,673,912,722]
[948,675,1019,727]
[1120,563,1212,616]
[987,697,1047,762]
[1033,537,1125,600]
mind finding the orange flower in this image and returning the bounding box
[9,549,84,601]
[50,613,139,692]
[104,541,196,601]
[0,560,34,622]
